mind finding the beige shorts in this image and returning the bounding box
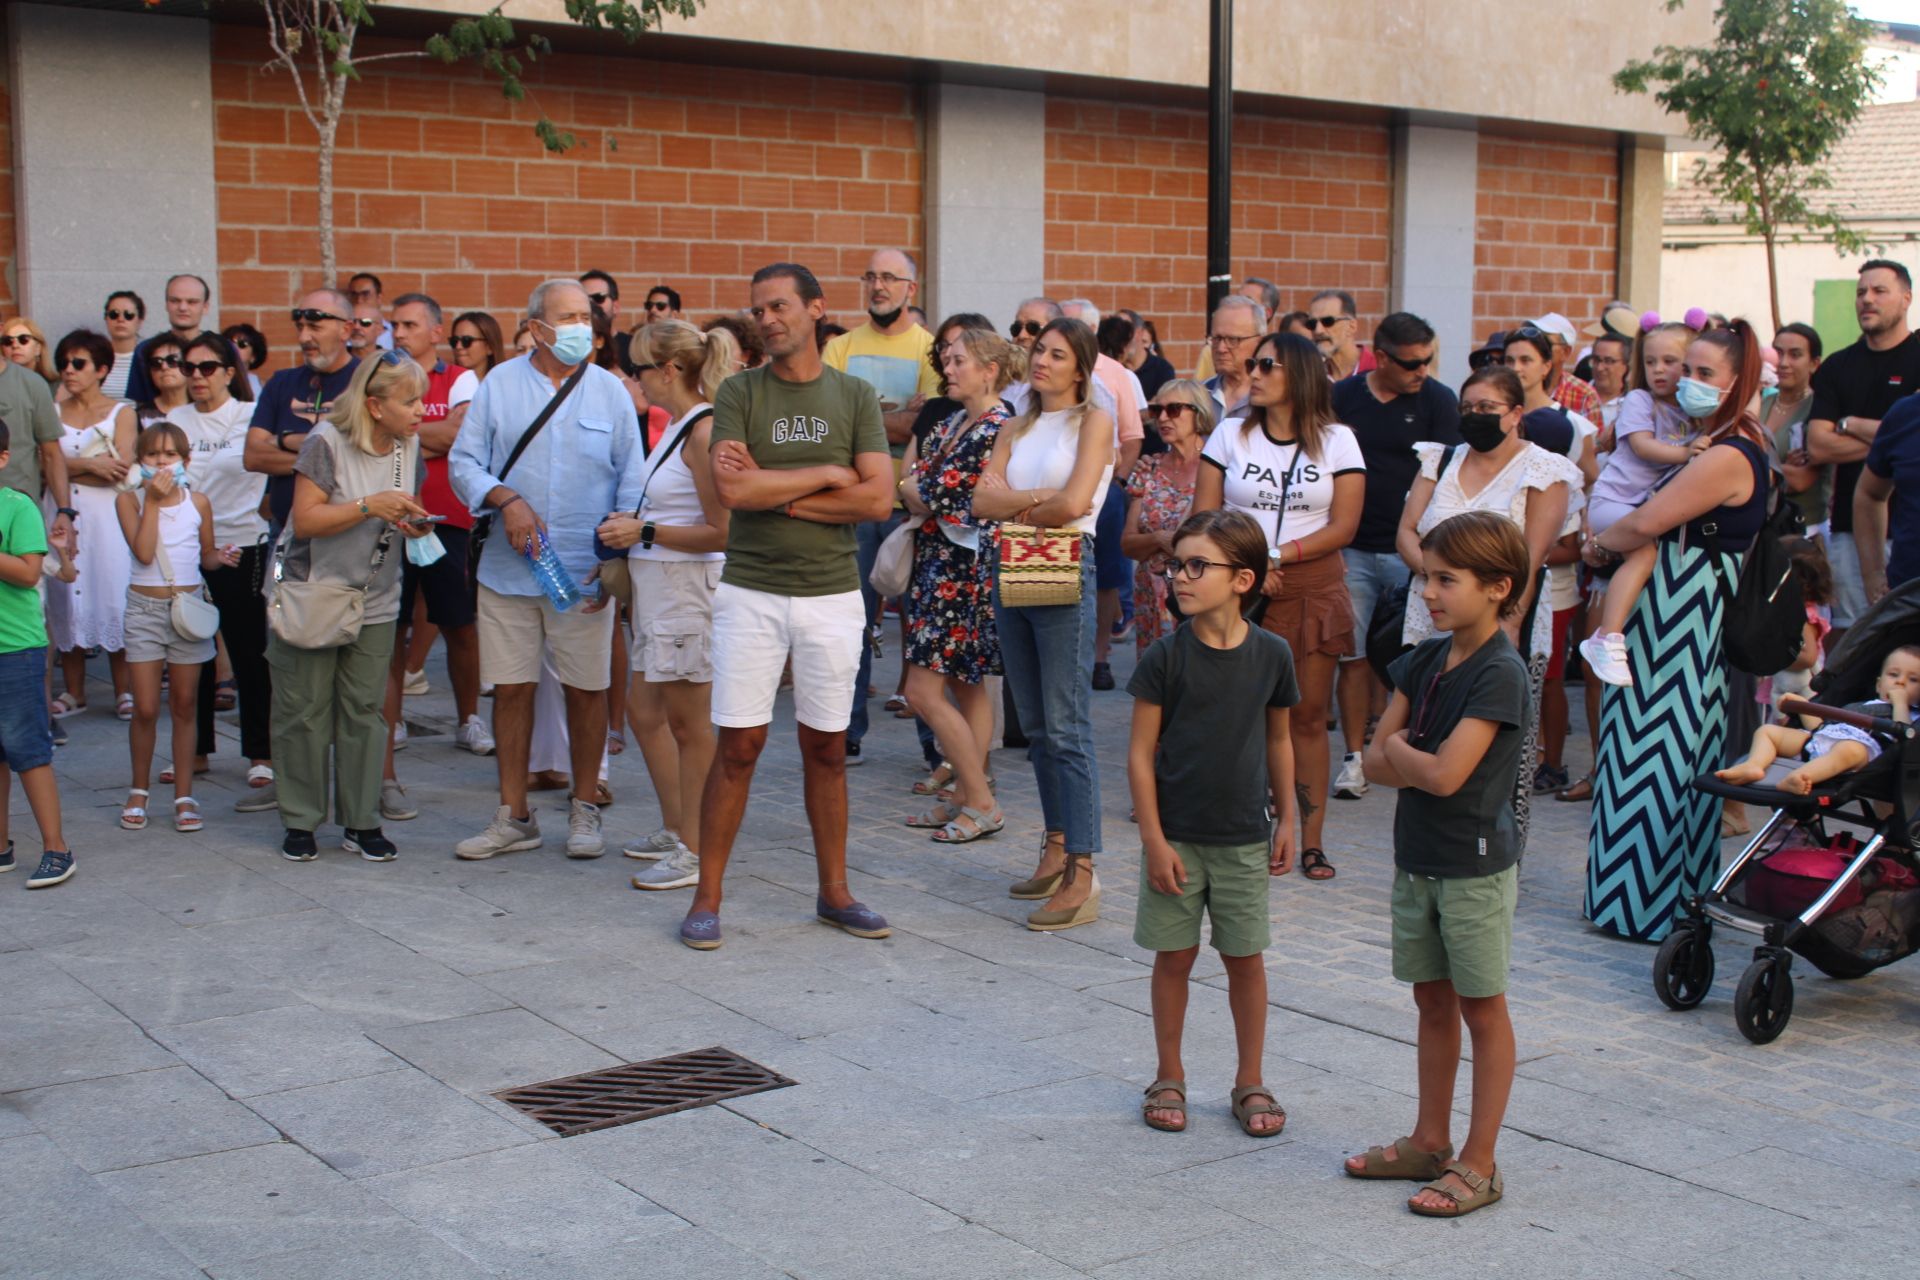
[476,584,615,690]
[123,589,217,666]
[628,558,721,684]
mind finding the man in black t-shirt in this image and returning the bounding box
[1807,259,1919,645]
[242,288,360,536]
[1329,312,1461,801]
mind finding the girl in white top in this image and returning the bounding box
[115,423,233,835]
[595,320,736,882]
[974,317,1115,932]
[48,330,137,721]
[1193,331,1366,882]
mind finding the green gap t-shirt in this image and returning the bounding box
[0,486,49,652]
[711,364,888,597]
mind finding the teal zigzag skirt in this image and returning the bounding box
[1585,538,1738,943]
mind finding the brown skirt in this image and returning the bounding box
[1255,550,1355,660]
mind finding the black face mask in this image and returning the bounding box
[869,306,904,329]
[1459,412,1508,453]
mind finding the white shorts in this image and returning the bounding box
[710,582,863,732]
[628,558,721,684]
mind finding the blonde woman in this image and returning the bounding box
[2,318,57,386]
[269,352,431,865]
[595,319,737,889]
[1121,379,1215,651]
[973,317,1114,930]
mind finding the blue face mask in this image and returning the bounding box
[139,462,190,488]
[1675,376,1725,419]
[405,529,447,567]
[546,322,594,365]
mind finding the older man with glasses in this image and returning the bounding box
[1202,296,1265,423]
[244,289,360,544]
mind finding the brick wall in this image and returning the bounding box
[1043,97,1391,376]
[210,26,922,362]
[1472,133,1619,343]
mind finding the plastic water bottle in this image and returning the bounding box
[524,529,582,612]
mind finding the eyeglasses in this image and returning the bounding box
[1306,315,1350,330]
[291,309,347,327]
[1244,356,1282,376]
[105,309,139,322]
[0,334,37,348]
[450,334,485,350]
[181,360,230,377]
[1144,403,1196,421]
[1009,321,1045,339]
[1157,556,1238,582]
[147,354,183,370]
[351,317,382,329]
[58,357,93,372]
[586,291,611,305]
[1461,400,1514,416]
[1376,347,1433,372]
[1208,332,1257,348]
[644,300,672,312]
[861,272,909,287]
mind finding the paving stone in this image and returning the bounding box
[0,947,109,1013]
[243,1067,536,1179]
[13,1064,278,1173]
[41,934,306,1027]
[153,1004,403,1098]
[369,1006,623,1094]
[816,1007,1096,1102]
[202,1221,495,1280]
[118,865,322,927]
[0,1134,205,1279]
[0,1001,179,1092]
[1091,1223,1372,1279]
[798,1223,1085,1280]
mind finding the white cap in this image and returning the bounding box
[1531,312,1577,347]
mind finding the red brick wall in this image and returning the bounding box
[1043,97,1392,375]
[1473,133,1619,343]
[210,26,922,361]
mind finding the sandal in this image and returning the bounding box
[116,693,135,722]
[174,796,203,833]
[1230,1084,1286,1138]
[931,806,1004,844]
[905,800,960,830]
[49,692,84,719]
[936,775,995,803]
[1346,1137,1455,1180]
[593,782,614,808]
[1556,776,1593,803]
[121,789,151,830]
[1300,848,1336,881]
[1409,1161,1503,1218]
[884,694,910,716]
[159,760,210,786]
[247,764,275,788]
[213,679,237,711]
[1142,1079,1187,1133]
[606,731,626,757]
[912,763,955,796]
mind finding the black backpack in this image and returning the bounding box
[1698,450,1804,677]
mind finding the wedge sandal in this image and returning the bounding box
[1230,1084,1286,1137]
[1345,1137,1454,1180]
[1409,1162,1502,1218]
[1142,1079,1187,1133]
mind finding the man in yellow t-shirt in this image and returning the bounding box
[822,248,944,764]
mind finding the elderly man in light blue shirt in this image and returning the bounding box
[449,277,644,863]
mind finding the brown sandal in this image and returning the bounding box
[1229,1085,1286,1137]
[1142,1079,1187,1132]
[1409,1161,1502,1217]
[1345,1137,1454,1180]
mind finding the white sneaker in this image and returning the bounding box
[631,845,700,890]
[392,720,409,751]
[455,806,542,860]
[402,667,429,697]
[458,715,496,756]
[565,798,605,859]
[1579,631,1635,687]
[623,829,682,861]
[1333,752,1368,800]
[380,780,418,821]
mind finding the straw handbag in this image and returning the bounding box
[996,523,1082,607]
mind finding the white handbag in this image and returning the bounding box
[868,518,916,598]
[152,517,221,642]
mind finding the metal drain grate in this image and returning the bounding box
[494,1046,795,1137]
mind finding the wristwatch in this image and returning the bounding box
[640,520,657,550]
[54,506,78,522]
[1836,417,1851,436]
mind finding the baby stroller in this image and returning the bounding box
[1652,579,1920,1043]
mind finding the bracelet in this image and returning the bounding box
[1291,538,1304,565]
[55,506,78,522]
[497,494,525,514]
[358,498,371,517]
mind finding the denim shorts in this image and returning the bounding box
[0,646,53,772]
[1094,481,1132,591]
[1341,549,1411,661]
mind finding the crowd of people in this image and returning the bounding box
[0,246,1914,1217]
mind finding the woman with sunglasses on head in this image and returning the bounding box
[133,335,190,427]
[1194,332,1366,882]
[2,319,58,388]
[47,330,136,723]
[169,333,273,803]
[102,293,146,401]
[1121,380,1216,652]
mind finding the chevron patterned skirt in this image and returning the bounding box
[1585,538,1737,943]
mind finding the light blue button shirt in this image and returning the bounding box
[449,353,645,598]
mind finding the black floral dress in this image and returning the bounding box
[904,403,1006,682]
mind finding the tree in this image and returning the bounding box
[1613,0,1882,330]
[243,0,700,282]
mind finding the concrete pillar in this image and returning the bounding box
[1617,139,1666,312]
[1389,121,1479,389]
[8,4,218,338]
[923,83,1046,329]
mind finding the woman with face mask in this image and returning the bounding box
[1396,365,1580,850]
[1580,320,1772,943]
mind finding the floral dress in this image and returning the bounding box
[904,403,1007,682]
[1125,450,1199,652]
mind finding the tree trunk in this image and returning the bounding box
[1755,169,1782,332]
[316,116,338,287]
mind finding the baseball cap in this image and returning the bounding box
[1530,312,1578,347]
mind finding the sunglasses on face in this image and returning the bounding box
[1009,321,1045,339]
[1306,314,1349,330]
[644,300,672,312]
[450,334,485,349]
[0,334,37,348]
[586,291,611,305]
[626,362,659,377]
[1157,556,1238,582]
[148,354,183,370]
[351,317,381,329]
[1244,356,1282,376]
[58,357,93,372]
[291,309,347,327]
[181,360,230,377]
[1144,403,1196,421]
[1376,347,1433,372]
[105,309,139,322]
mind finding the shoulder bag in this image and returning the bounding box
[869,407,973,600]
[149,499,222,643]
[1243,434,1296,622]
[467,362,589,596]
[266,440,403,650]
[596,407,712,608]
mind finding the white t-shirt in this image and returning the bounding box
[449,368,479,409]
[1201,417,1366,549]
[168,398,267,547]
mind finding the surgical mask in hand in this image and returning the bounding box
[547,323,594,365]
[1675,376,1726,419]
[405,529,447,567]
[139,462,190,489]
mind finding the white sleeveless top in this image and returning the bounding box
[629,403,721,564]
[1004,408,1113,537]
[128,496,204,589]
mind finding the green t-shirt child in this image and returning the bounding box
[0,486,49,653]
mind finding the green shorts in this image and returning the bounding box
[1133,838,1272,957]
[1390,864,1519,998]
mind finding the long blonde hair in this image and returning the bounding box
[630,319,738,404]
[1002,317,1097,449]
[329,352,428,455]
[3,318,56,385]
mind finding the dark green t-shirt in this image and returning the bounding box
[1386,633,1530,877]
[0,362,61,500]
[1128,622,1300,846]
[711,364,888,597]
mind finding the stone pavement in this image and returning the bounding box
[2,637,1917,1279]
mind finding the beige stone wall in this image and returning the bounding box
[401,0,1708,140]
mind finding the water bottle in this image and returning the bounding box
[524,529,582,612]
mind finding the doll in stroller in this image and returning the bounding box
[1653,581,1920,1043]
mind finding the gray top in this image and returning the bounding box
[278,422,420,626]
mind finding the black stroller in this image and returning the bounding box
[1653,579,1920,1043]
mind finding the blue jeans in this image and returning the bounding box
[1342,549,1412,660]
[850,512,937,764]
[995,548,1102,855]
[0,646,53,773]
